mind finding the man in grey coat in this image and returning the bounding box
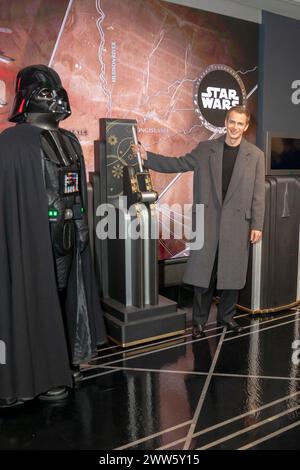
[132,106,265,338]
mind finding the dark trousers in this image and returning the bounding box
[192,251,239,326]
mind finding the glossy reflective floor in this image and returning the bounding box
[1,305,300,450]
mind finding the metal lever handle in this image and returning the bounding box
[131,125,144,173]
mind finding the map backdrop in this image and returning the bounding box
[0,0,259,259]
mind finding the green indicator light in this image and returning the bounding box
[48,210,59,217]
[81,207,85,213]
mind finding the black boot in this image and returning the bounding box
[38,386,69,402]
[0,397,24,409]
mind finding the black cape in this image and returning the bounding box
[0,124,105,399]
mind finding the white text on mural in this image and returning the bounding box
[201,87,239,110]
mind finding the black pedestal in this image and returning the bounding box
[103,295,186,347]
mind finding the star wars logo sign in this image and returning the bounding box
[194,65,247,133]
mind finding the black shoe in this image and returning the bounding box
[192,324,205,339]
[221,320,242,334]
[38,386,69,402]
[0,398,24,409]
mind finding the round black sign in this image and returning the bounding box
[193,65,247,133]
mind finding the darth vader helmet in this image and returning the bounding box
[9,64,71,123]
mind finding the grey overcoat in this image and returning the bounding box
[146,135,265,289]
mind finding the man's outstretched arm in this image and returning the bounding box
[131,143,200,173]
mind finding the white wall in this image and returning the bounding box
[161,0,262,23]
[162,0,300,23]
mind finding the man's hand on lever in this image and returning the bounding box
[131,143,147,161]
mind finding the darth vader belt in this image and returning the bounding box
[48,204,85,221]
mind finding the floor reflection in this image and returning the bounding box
[1,308,300,450]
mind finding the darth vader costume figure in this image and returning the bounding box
[0,65,106,408]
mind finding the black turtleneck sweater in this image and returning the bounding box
[222,142,240,201]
